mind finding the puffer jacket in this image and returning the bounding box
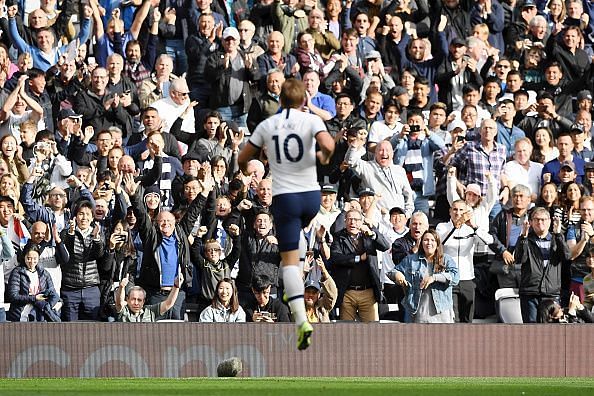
[236,231,281,293]
[57,228,104,289]
[7,265,60,321]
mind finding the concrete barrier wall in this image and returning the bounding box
[1,323,592,378]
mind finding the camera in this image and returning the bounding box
[456,135,466,143]
[410,125,421,133]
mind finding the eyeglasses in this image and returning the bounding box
[176,91,189,97]
[496,64,510,69]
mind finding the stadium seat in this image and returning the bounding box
[494,288,522,323]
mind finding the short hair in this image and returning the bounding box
[530,206,550,220]
[414,76,429,86]
[536,91,555,102]
[579,195,594,207]
[407,108,424,120]
[335,93,354,105]
[251,274,273,291]
[342,28,358,39]
[430,102,447,112]
[127,286,147,300]
[511,184,531,196]
[506,69,522,79]
[383,99,401,113]
[19,120,37,132]
[74,200,94,215]
[27,68,45,79]
[142,106,159,117]
[462,83,480,95]
[125,39,141,52]
[529,14,547,27]
[280,78,306,109]
[514,137,533,149]
[410,211,429,224]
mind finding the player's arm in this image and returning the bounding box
[238,141,261,175]
[315,130,335,165]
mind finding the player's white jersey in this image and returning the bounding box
[250,108,326,197]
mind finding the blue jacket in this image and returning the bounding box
[394,252,459,315]
[9,17,91,72]
[391,133,445,196]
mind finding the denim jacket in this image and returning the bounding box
[392,253,459,314]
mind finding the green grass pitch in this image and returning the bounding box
[0,378,592,395]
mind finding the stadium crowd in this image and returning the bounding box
[0,0,594,325]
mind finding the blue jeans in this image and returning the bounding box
[165,39,188,76]
[61,286,101,321]
[0,307,5,322]
[520,295,540,323]
[217,104,248,128]
[413,192,430,215]
[489,201,503,221]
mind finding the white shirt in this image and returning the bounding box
[368,120,403,144]
[250,108,326,196]
[503,160,543,196]
[151,96,195,135]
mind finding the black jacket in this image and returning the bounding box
[329,227,390,307]
[236,230,281,292]
[132,187,210,290]
[436,55,484,113]
[57,228,105,290]
[515,232,570,297]
[7,265,60,321]
[204,50,261,113]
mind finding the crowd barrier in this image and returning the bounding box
[1,323,592,378]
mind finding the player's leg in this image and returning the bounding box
[272,191,319,350]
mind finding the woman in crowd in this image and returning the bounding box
[531,127,559,164]
[0,135,29,184]
[536,182,560,220]
[99,220,137,321]
[553,181,585,236]
[390,230,459,323]
[537,293,592,323]
[199,278,246,323]
[7,244,61,322]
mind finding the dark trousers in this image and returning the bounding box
[379,283,405,322]
[61,286,100,321]
[453,279,476,323]
[146,289,186,320]
[520,295,540,323]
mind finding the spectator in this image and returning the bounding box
[244,273,291,322]
[199,278,246,322]
[489,184,532,289]
[392,109,445,213]
[329,208,390,322]
[345,137,414,216]
[205,27,261,128]
[515,206,569,322]
[303,257,337,323]
[389,229,459,323]
[436,200,493,322]
[124,167,212,320]
[115,275,180,322]
[7,243,60,322]
[55,200,104,321]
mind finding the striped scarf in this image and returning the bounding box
[403,138,424,191]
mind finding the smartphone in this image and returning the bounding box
[456,135,465,143]
[88,57,97,65]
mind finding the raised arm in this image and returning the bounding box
[129,0,152,40]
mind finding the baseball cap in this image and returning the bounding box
[58,108,82,120]
[365,50,381,60]
[222,27,240,41]
[522,0,536,8]
[304,279,321,291]
[450,37,466,47]
[321,184,338,194]
[358,187,375,197]
[465,184,481,197]
[391,85,408,97]
[570,124,585,133]
[560,161,576,172]
[447,119,467,133]
[577,90,593,102]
